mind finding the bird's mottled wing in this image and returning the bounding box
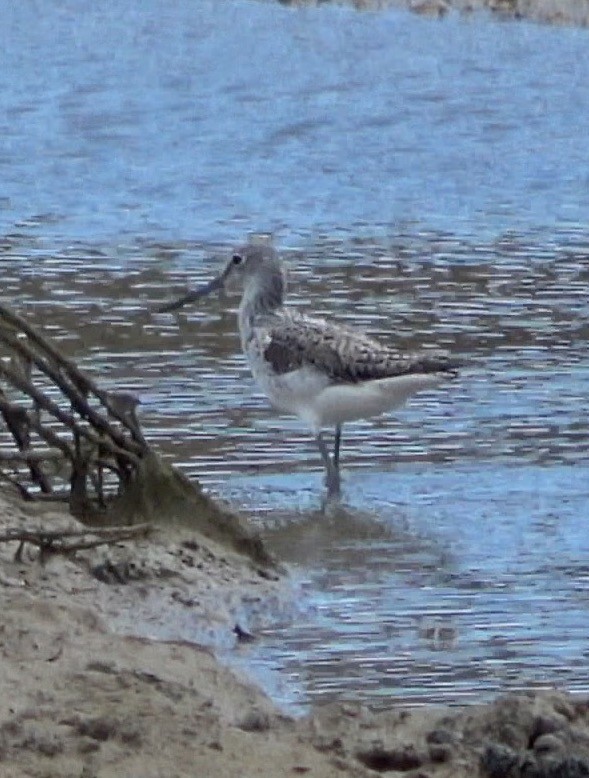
[262,312,461,384]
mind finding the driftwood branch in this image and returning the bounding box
[0,448,65,463]
[0,524,152,558]
[0,328,143,457]
[0,394,53,493]
[0,398,73,458]
[0,362,139,467]
[0,303,142,440]
[0,302,150,510]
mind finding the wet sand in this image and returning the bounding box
[2,488,589,778]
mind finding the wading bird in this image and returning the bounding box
[157,240,462,499]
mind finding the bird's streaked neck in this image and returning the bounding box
[239,264,286,321]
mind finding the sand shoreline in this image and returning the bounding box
[2,488,589,777]
[281,0,589,28]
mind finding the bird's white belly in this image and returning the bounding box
[252,362,444,432]
[253,365,330,419]
[311,373,444,427]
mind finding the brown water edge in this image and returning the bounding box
[276,0,589,29]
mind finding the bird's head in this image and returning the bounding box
[156,238,282,313]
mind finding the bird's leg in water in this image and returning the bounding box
[333,424,343,470]
[315,431,341,498]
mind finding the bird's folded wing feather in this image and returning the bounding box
[261,312,462,383]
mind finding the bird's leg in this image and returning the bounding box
[333,424,342,470]
[315,431,341,498]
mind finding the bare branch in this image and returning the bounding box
[0,303,143,440]
[0,524,152,556]
[0,448,65,463]
[0,363,139,467]
[0,328,144,456]
[0,303,151,509]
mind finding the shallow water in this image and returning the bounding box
[227,464,589,711]
[2,0,589,711]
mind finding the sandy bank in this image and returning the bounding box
[280,0,589,28]
[2,488,589,778]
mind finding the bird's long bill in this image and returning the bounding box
[155,275,224,313]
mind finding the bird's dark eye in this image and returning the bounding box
[232,253,243,265]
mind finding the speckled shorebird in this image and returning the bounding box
[157,240,462,498]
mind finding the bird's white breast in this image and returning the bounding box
[238,305,446,434]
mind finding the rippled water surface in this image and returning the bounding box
[2,0,589,711]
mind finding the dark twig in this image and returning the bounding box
[0,328,143,456]
[0,524,152,558]
[0,398,74,476]
[0,304,143,441]
[0,448,65,463]
[0,303,149,506]
[0,396,52,493]
[0,363,139,467]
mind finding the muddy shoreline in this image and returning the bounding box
[281,0,589,28]
[1,488,589,778]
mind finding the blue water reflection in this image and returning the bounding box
[2,1,589,243]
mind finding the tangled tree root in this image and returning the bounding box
[0,302,276,569]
